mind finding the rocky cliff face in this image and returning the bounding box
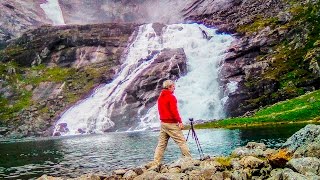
[184,0,320,116]
[0,0,48,47]
[0,23,138,137]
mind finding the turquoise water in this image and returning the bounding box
[0,124,310,179]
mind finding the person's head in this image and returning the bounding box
[163,80,175,92]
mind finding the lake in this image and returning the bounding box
[0,123,310,179]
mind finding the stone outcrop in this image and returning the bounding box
[0,0,48,47]
[36,124,320,180]
[1,23,138,137]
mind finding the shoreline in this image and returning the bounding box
[38,124,320,180]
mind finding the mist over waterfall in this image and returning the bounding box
[54,23,233,136]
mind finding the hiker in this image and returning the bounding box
[150,80,192,166]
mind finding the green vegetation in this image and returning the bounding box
[234,0,320,112]
[195,89,320,129]
[237,17,278,34]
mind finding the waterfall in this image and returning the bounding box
[40,0,65,25]
[53,23,233,136]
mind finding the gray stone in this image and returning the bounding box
[232,142,274,157]
[168,167,181,173]
[268,168,311,180]
[293,136,320,158]
[37,175,64,180]
[287,157,320,176]
[282,124,320,154]
[231,169,248,180]
[113,169,127,175]
[123,170,138,180]
[169,157,200,172]
[154,173,188,180]
[133,170,159,180]
[199,159,223,170]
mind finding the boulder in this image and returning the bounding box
[281,124,320,154]
[287,157,320,176]
[268,168,313,180]
[133,170,159,180]
[293,135,320,158]
[232,142,275,157]
[169,157,200,172]
[154,173,188,180]
[239,156,265,169]
[123,170,138,180]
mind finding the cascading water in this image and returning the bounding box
[53,23,233,136]
[40,0,65,25]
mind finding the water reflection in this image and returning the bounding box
[0,124,312,179]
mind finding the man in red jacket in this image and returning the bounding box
[152,80,192,165]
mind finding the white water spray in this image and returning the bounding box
[54,23,233,136]
[40,0,65,25]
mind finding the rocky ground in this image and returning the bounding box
[38,124,320,180]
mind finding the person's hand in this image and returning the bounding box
[178,122,184,130]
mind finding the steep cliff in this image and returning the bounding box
[0,0,48,47]
[0,23,138,137]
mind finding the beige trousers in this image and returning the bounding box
[154,123,192,163]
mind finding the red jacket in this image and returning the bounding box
[157,89,182,123]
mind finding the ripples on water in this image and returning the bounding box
[0,124,310,179]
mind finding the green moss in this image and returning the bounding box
[237,17,279,34]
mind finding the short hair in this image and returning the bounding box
[163,80,174,89]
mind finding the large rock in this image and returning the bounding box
[268,168,316,180]
[133,170,159,180]
[232,142,275,157]
[239,156,265,169]
[281,124,320,154]
[287,157,320,176]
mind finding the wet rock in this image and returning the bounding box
[287,157,320,176]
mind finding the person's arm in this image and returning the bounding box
[169,95,182,124]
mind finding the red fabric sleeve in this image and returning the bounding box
[169,95,182,123]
